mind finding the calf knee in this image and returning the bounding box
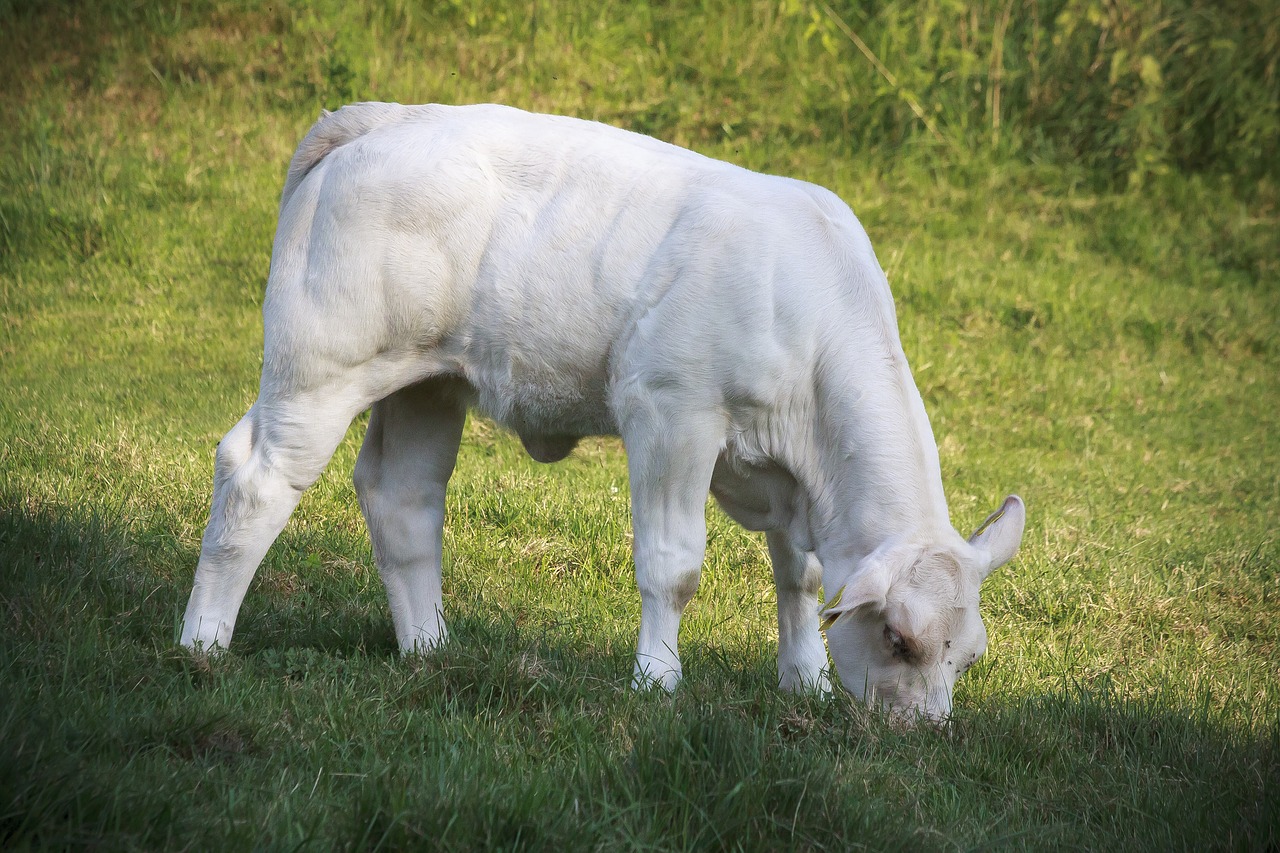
[771,543,822,596]
[352,447,380,501]
[794,553,823,596]
[671,569,700,608]
[213,416,255,484]
[642,568,701,610]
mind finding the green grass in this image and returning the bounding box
[2,1,1277,849]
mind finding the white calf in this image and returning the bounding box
[180,102,1025,721]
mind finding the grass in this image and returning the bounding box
[2,0,1277,849]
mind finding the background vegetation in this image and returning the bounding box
[2,0,1276,849]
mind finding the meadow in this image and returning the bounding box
[1,0,1277,849]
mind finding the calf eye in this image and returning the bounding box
[883,625,915,662]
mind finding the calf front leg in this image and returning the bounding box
[767,530,831,692]
[622,402,723,690]
[354,380,466,654]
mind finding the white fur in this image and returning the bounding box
[179,102,1025,720]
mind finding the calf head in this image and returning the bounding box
[820,496,1025,723]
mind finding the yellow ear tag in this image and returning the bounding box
[972,504,1007,538]
[818,584,846,632]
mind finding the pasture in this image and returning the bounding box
[2,1,1276,849]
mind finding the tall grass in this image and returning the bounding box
[806,0,1280,188]
[4,0,1276,189]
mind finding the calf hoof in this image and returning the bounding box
[179,617,234,657]
[779,669,833,695]
[631,664,681,692]
[397,625,448,656]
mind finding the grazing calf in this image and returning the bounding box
[180,102,1025,722]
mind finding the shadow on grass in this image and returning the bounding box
[0,484,387,655]
[1,492,1276,850]
[330,682,1278,852]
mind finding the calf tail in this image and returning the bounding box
[278,102,411,213]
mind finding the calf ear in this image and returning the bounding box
[969,494,1026,579]
[819,561,890,631]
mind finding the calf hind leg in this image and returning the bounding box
[354,380,466,654]
[180,395,359,653]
